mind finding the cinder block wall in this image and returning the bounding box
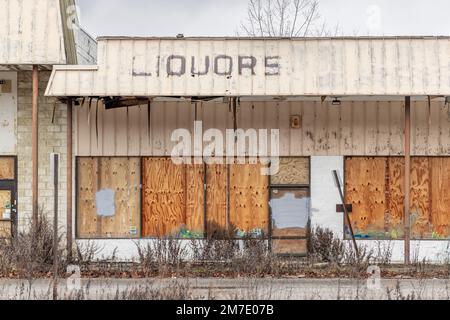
[17,71,68,232]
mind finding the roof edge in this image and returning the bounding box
[96,35,450,41]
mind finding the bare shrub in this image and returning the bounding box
[233,235,272,275]
[75,241,103,271]
[343,243,373,276]
[386,281,418,301]
[308,227,345,264]
[195,238,238,262]
[372,241,393,265]
[135,237,187,273]
[189,223,239,262]
[0,209,66,278]
[113,281,192,300]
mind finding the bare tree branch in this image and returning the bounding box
[240,0,333,37]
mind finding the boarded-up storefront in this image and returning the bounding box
[44,36,450,262]
[345,157,450,240]
[76,156,310,256]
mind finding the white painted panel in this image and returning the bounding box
[74,100,450,157]
[75,238,450,263]
[0,72,17,154]
[310,156,344,238]
[0,0,66,65]
[46,37,450,97]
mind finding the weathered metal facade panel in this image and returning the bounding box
[0,71,17,154]
[46,37,450,97]
[0,0,66,65]
[75,100,450,157]
[75,27,97,65]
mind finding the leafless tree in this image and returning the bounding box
[240,0,338,37]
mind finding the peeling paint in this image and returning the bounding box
[47,38,450,97]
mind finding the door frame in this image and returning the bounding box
[268,157,311,257]
[0,156,18,238]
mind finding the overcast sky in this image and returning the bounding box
[76,0,450,38]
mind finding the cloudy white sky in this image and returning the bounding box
[76,0,450,38]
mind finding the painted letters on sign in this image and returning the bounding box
[132,55,281,77]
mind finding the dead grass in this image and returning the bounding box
[0,209,66,279]
[1,222,450,281]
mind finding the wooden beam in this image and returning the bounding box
[32,65,39,228]
[66,99,73,261]
[404,96,411,265]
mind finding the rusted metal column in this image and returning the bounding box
[32,65,39,228]
[66,98,73,261]
[404,96,411,265]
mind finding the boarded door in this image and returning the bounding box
[77,157,141,238]
[0,157,16,238]
[0,190,12,238]
[270,158,311,255]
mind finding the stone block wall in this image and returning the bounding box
[17,71,68,232]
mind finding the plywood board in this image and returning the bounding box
[0,158,14,180]
[229,162,269,236]
[430,158,450,238]
[270,158,310,185]
[386,157,404,238]
[345,157,387,238]
[77,157,141,238]
[77,158,98,237]
[411,157,431,238]
[206,163,228,238]
[142,158,186,237]
[186,164,205,234]
[141,159,206,238]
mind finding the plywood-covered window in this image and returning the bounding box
[141,159,269,239]
[270,158,310,256]
[77,157,141,239]
[142,158,205,238]
[229,162,270,237]
[345,157,450,240]
[206,161,270,239]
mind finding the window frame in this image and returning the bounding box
[269,157,311,257]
